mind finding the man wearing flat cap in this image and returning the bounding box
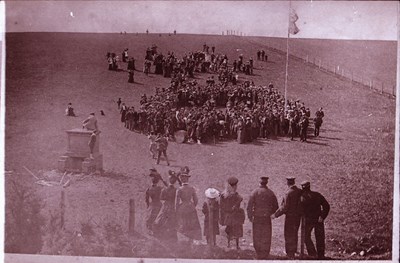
[220,176,245,249]
[299,181,330,259]
[271,177,302,259]
[247,176,278,259]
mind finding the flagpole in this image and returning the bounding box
[284,1,292,110]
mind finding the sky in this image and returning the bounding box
[3,1,400,40]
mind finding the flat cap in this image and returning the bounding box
[227,177,239,186]
[286,176,296,182]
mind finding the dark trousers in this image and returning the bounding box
[304,220,325,258]
[252,216,272,259]
[300,127,307,141]
[284,215,301,257]
[156,150,170,165]
[314,125,321,136]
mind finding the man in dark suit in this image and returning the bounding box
[314,107,325,136]
[299,113,309,142]
[272,177,302,259]
[300,181,330,259]
[247,177,278,259]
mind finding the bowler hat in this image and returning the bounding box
[301,181,310,187]
[205,188,220,199]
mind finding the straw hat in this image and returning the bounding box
[205,188,220,199]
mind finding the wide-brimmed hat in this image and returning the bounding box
[205,188,220,199]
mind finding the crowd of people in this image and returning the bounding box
[118,79,324,144]
[110,44,325,145]
[145,168,330,260]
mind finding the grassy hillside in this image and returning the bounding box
[4,33,395,259]
[248,36,397,93]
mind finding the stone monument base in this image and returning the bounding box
[58,128,103,174]
[58,154,103,174]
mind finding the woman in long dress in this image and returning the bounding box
[145,171,163,235]
[219,176,245,249]
[153,171,178,242]
[175,167,202,242]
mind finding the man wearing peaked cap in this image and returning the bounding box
[299,180,330,259]
[247,176,278,259]
[260,176,269,184]
[272,176,302,259]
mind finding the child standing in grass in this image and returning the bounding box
[202,188,220,246]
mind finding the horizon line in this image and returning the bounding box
[4,31,397,42]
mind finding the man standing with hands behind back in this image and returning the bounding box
[271,177,302,259]
[300,181,330,260]
[247,176,278,259]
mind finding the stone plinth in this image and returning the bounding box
[58,129,103,174]
[65,128,99,158]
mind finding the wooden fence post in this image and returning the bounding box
[381,82,384,94]
[129,199,135,234]
[306,55,309,63]
[60,190,65,229]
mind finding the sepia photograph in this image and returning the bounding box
[2,1,399,262]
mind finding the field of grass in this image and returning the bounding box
[249,36,397,91]
[4,33,395,260]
